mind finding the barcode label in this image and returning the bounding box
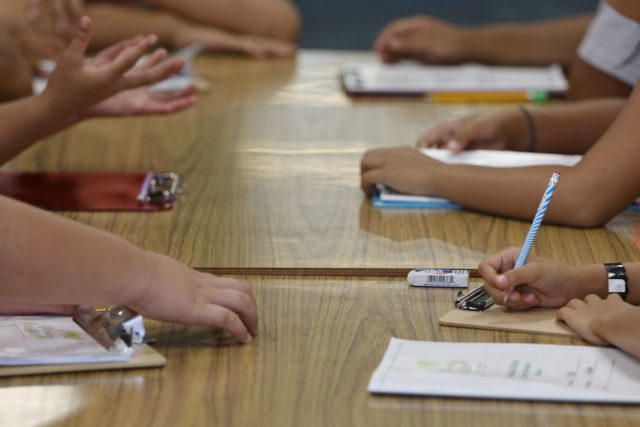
[427,275,454,284]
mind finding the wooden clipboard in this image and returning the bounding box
[0,345,165,377]
[438,305,576,337]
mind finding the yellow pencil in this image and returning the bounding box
[428,90,549,103]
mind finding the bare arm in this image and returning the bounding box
[362,86,640,227]
[418,98,625,154]
[0,195,257,343]
[466,14,592,67]
[146,0,300,42]
[85,3,296,57]
[375,14,592,68]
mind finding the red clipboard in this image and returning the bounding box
[0,171,181,211]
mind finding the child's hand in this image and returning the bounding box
[27,0,83,35]
[0,27,33,100]
[557,295,634,345]
[360,146,440,196]
[374,15,467,64]
[417,109,529,152]
[42,16,187,119]
[479,247,578,309]
[83,85,198,118]
[129,254,258,344]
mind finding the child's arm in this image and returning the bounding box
[417,98,625,154]
[374,14,592,68]
[85,3,296,58]
[361,81,640,227]
[144,0,300,42]
[0,17,186,165]
[0,27,33,100]
[557,296,640,357]
[0,195,258,343]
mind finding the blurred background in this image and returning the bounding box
[295,0,599,49]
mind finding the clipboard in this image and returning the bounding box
[0,344,166,377]
[340,63,568,97]
[438,304,576,337]
[0,171,182,211]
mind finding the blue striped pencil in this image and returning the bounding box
[503,172,561,304]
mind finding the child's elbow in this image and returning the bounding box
[558,200,615,228]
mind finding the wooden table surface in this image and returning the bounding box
[4,50,639,271]
[3,276,640,427]
[3,50,640,426]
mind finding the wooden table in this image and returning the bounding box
[4,50,639,271]
[2,50,640,426]
[3,276,640,427]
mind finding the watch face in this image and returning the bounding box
[609,278,627,293]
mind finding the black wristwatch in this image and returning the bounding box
[605,262,628,300]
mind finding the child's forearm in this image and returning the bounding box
[147,0,301,41]
[85,3,182,49]
[464,14,592,67]
[0,94,74,164]
[0,195,154,306]
[530,98,626,154]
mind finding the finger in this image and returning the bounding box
[417,124,450,149]
[123,57,186,89]
[135,48,168,71]
[565,298,586,309]
[497,262,547,291]
[161,96,198,113]
[361,169,385,195]
[208,288,259,336]
[360,148,390,172]
[65,15,92,64]
[150,84,199,101]
[103,35,158,83]
[94,36,145,65]
[584,294,603,304]
[198,304,253,344]
[556,306,608,345]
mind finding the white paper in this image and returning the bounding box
[377,149,581,205]
[369,338,640,403]
[342,63,568,94]
[0,316,132,366]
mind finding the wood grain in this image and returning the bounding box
[4,51,637,269]
[2,276,639,427]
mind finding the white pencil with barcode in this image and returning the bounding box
[503,171,561,304]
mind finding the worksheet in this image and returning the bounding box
[0,316,131,365]
[341,63,568,95]
[368,338,640,403]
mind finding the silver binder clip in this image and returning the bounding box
[137,172,183,205]
[73,305,150,350]
[455,286,494,311]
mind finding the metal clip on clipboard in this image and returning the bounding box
[137,172,183,205]
[73,306,151,351]
[455,286,494,311]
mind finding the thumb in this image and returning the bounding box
[495,263,541,290]
[65,16,92,63]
